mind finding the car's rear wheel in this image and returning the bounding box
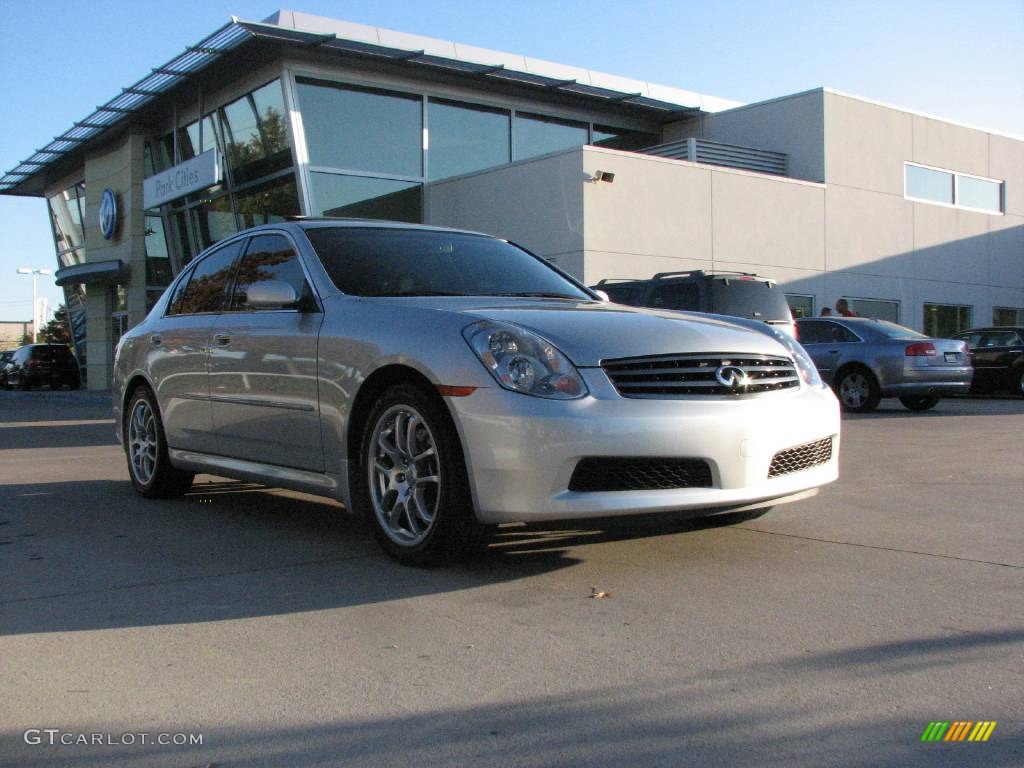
[834,367,881,412]
[1015,368,1024,398]
[125,387,194,498]
[355,383,490,566]
[899,395,940,411]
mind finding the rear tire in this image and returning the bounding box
[124,386,194,498]
[1014,368,1024,398]
[899,395,940,411]
[353,383,490,566]
[834,367,881,412]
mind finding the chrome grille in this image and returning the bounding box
[602,354,799,399]
[768,437,833,478]
[569,457,713,492]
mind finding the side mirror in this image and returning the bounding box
[593,289,611,303]
[246,280,298,309]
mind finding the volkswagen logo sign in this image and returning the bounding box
[715,364,751,390]
[99,188,118,240]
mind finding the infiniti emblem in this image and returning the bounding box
[715,365,751,390]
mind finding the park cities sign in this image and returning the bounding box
[143,149,221,209]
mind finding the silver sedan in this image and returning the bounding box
[796,317,972,412]
[114,220,840,564]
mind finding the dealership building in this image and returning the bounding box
[1,9,1021,390]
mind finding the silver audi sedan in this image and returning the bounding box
[114,220,840,564]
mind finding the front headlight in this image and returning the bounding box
[462,320,588,399]
[770,328,824,388]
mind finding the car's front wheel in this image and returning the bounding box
[356,384,490,566]
[899,395,939,411]
[124,387,194,498]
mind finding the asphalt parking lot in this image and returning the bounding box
[0,390,1021,767]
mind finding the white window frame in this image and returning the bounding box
[904,161,1004,215]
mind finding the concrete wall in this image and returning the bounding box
[822,90,1024,328]
[425,149,586,275]
[663,89,826,183]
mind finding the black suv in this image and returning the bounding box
[591,270,796,337]
[1,344,81,390]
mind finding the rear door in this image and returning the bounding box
[967,330,1022,387]
[209,232,325,471]
[148,239,243,454]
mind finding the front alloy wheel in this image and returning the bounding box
[357,384,489,565]
[128,399,159,486]
[368,404,442,547]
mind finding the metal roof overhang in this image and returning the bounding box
[1,18,701,197]
[55,259,129,287]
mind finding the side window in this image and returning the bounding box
[649,282,699,310]
[829,323,860,343]
[602,283,645,305]
[797,321,824,344]
[230,234,309,310]
[958,332,983,349]
[171,240,243,315]
[166,267,196,316]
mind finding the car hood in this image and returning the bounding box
[366,297,788,366]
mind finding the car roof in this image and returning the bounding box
[241,217,495,239]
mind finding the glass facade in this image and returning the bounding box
[427,98,510,180]
[848,298,899,322]
[146,78,300,272]
[784,294,815,319]
[46,181,89,369]
[310,173,421,222]
[924,303,972,338]
[993,307,1024,326]
[515,113,589,160]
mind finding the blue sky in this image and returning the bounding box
[1,0,1021,322]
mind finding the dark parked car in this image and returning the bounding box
[795,317,971,412]
[591,270,796,337]
[1,344,81,390]
[954,326,1024,396]
[0,350,13,387]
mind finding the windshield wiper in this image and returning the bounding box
[491,291,584,300]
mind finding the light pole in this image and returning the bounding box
[16,268,53,343]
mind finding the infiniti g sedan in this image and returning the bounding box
[796,317,971,412]
[114,220,840,564]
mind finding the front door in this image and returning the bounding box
[209,232,324,472]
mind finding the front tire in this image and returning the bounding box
[899,395,939,411]
[124,387,194,498]
[354,383,489,566]
[834,367,881,412]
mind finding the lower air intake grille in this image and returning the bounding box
[768,437,833,478]
[569,457,713,492]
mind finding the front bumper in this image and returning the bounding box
[448,369,840,524]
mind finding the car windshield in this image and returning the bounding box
[305,227,592,300]
[709,278,792,321]
[867,320,929,339]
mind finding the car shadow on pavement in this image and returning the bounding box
[3,630,1022,768]
[0,477,744,637]
[0,418,117,449]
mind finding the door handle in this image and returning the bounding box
[828,350,839,354]
[149,334,162,346]
[214,334,231,346]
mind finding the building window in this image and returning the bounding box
[515,112,589,160]
[309,172,421,222]
[144,215,173,287]
[235,175,300,230]
[591,125,659,152]
[297,78,422,178]
[904,163,1003,213]
[847,298,899,323]
[994,306,1024,326]
[427,98,510,181]
[924,303,972,337]
[784,294,814,319]
[220,80,293,185]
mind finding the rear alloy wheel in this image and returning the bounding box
[125,387,194,498]
[899,395,940,411]
[358,384,489,566]
[834,368,881,412]
[1016,369,1024,398]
